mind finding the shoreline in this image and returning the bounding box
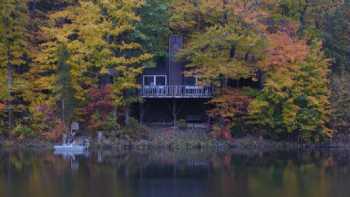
[1,135,349,153]
[1,127,350,152]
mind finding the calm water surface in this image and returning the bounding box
[0,149,350,197]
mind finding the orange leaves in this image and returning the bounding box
[208,88,251,141]
[43,121,65,142]
[208,88,251,121]
[230,0,270,28]
[259,32,309,71]
[0,102,5,112]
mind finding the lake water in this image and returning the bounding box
[0,149,350,197]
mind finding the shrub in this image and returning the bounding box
[177,119,187,130]
[106,114,119,130]
[119,118,148,139]
[13,124,35,139]
[43,121,65,142]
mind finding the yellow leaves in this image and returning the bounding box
[179,24,263,85]
[33,75,56,91]
[169,0,197,31]
[248,99,269,114]
[282,100,300,132]
[109,53,152,66]
[0,0,29,70]
[115,42,142,50]
[32,0,151,112]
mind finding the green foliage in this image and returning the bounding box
[56,44,75,127]
[278,0,306,19]
[119,117,148,139]
[104,113,119,133]
[324,1,350,71]
[13,124,35,139]
[330,72,350,131]
[176,119,187,130]
[135,0,171,63]
[178,24,264,86]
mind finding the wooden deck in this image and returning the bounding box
[139,86,213,98]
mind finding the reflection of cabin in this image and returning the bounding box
[132,35,214,125]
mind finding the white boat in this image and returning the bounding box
[54,123,89,157]
[54,142,90,160]
[54,143,87,152]
[54,138,90,153]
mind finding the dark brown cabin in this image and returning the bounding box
[133,35,214,125]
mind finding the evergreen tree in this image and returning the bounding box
[56,44,75,131]
[135,0,171,63]
[324,0,350,71]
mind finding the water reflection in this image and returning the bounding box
[0,149,350,197]
[54,149,89,161]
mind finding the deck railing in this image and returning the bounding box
[139,85,213,98]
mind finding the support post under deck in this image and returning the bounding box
[139,102,144,125]
[172,99,177,127]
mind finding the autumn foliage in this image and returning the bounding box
[42,120,65,142]
[0,102,5,112]
[208,88,251,140]
[0,0,344,143]
[83,85,115,132]
[173,0,332,141]
[261,33,309,70]
[208,88,251,124]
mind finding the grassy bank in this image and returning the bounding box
[1,127,350,152]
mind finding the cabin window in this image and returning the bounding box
[144,76,155,86]
[156,76,166,86]
[143,75,167,86]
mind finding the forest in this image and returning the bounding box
[0,0,349,143]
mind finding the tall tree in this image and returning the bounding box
[56,44,75,131]
[323,0,350,71]
[324,1,350,131]
[0,0,29,132]
[135,0,171,63]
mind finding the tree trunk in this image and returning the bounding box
[62,99,67,134]
[7,51,14,131]
[113,106,117,123]
[124,105,129,125]
[172,99,177,127]
[139,102,144,125]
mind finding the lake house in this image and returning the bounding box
[132,35,214,125]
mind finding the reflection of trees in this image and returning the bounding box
[235,151,350,197]
[89,149,215,178]
[0,150,70,197]
[1,150,350,197]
